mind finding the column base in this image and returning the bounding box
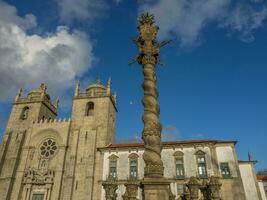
[142,178,170,200]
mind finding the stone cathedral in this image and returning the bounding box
[0,13,266,200]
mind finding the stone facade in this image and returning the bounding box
[0,80,117,200]
[0,81,265,200]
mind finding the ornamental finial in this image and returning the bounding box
[55,97,59,110]
[15,88,22,102]
[74,80,80,97]
[138,12,155,25]
[107,77,111,96]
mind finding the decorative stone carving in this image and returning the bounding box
[102,176,118,200]
[23,168,54,185]
[181,186,190,200]
[122,178,140,200]
[182,176,222,200]
[39,158,49,172]
[186,177,200,200]
[29,148,35,160]
[199,179,210,200]
[135,12,164,178]
[208,176,222,200]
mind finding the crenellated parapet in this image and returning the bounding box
[32,118,71,124]
[14,83,58,114]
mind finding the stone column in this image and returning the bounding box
[122,179,139,200]
[186,177,200,200]
[134,12,169,200]
[102,177,118,200]
[208,176,222,200]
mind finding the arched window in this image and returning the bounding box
[20,106,29,120]
[86,102,94,116]
[128,153,138,178]
[174,151,184,179]
[108,154,118,178]
[195,150,207,178]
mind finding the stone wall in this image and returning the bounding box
[239,161,262,200]
[0,81,116,200]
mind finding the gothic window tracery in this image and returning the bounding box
[39,139,57,158]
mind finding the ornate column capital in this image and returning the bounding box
[208,176,222,200]
[102,176,118,200]
[186,177,200,200]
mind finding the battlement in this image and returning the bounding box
[32,118,71,124]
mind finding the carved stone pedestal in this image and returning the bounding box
[122,179,140,200]
[142,178,170,200]
[102,176,118,200]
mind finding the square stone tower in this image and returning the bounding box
[0,83,58,200]
[0,79,117,200]
[60,79,117,200]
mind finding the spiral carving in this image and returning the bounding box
[136,13,164,177]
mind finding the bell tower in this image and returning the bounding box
[60,78,117,200]
[0,83,58,200]
[5,84,58,130]
[71,78,117,146]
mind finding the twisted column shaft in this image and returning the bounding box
[136,13,164,178]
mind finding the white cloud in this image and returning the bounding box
[220,4,267,42]
[0,1,37,30]
[56,0,107,23]
[0,1,94,102]
[139,0,267,47]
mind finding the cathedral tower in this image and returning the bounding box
[60,79,117,200]
[0,83,58,200]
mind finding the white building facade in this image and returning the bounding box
[100,140,264,200]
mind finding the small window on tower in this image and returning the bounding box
[86,102,94,116]
[20,106,29,120]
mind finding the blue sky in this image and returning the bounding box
[0,0,267,171]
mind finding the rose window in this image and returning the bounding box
[40,139,57,158]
